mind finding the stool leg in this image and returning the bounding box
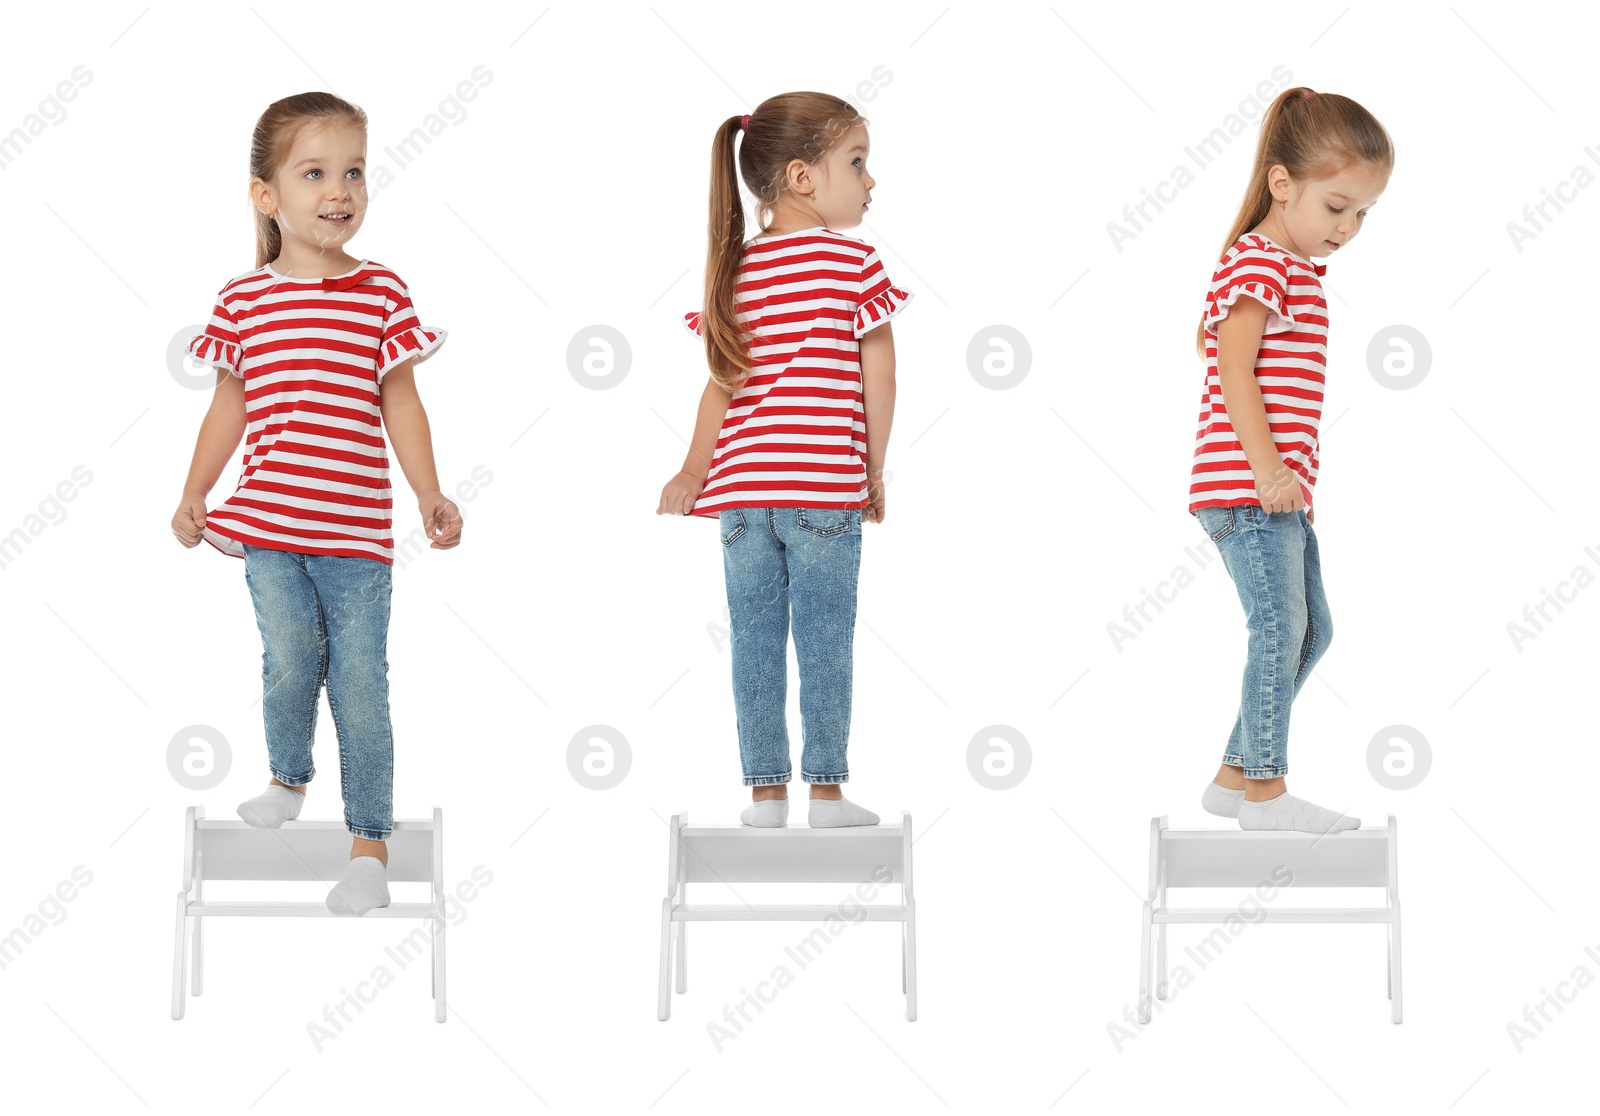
[1389,913,1403,1024]
[1137,902,1153,1024]
[675,922,688,994]
[191,879,204,996]
[170,892,188,1020]
[657,898,674,1021]
[903,905,918,1021]
[1386,925,1391,999]
[901,925,907,994]
[1155,884,1168,1000]
[433,917,447,1023]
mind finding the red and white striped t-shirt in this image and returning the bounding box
[1189,233,1328,514]
[682,226,911,518]
[186,259,446,564]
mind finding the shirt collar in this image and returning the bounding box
[329,270,371,292]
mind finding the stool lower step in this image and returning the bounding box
[1153,907,1393,924]
[674,903,907,922]
[186,900,442,918]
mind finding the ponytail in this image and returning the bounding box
[703,116,752,393]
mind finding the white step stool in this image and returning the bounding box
[658,811,918,1021]
[1139,814,1402,1023]
[172,806,448,1021]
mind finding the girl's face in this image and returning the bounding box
[1270,159,1389,261]
[816,123,875,229]
[780,121,876,231]
[254,119,369,257]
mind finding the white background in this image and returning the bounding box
[1,1,1595,1111]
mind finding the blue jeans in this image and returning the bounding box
[1193,504,1333,778]
[242,544,395,839]
[719,507,862,785]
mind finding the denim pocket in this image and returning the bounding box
[719,508,747,546]
[796,507,853,537]
[1197,504,1235,543]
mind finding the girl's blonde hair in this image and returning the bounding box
[250,92,368,270]
[1198,86,1394,355]
[703,91,864,393]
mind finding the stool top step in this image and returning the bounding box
[195,817,438,830]
[1160,824,1388,841]
[678,823,907,838]
[183,806,442,883]
[669,811,912,885]
[1150,814,1396,889]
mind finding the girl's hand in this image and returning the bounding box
[419,491,463,549]
[172,493,209,548]
[1252,459,1307,514]
[657,470,704,516]
[864,473,887,524]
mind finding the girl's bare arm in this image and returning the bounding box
[860,322,897,517]
[679,375,733,482]
[172,369,246,546]
[378,362,442,498]
[657,375,734,516]
[181,369,246,498]
[379,361,463,546]
[1214,298,1302,512]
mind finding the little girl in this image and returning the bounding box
[1190,86,1393,833]
[656,92,910,828]
[171,92,462,912]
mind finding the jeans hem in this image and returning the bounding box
[801,772,849,784]
[347,825,391,841]
[1241,765,1288,779]
[270,767,314,787]
[742,773,792,787]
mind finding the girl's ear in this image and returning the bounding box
[249,177,274,218]
[1265,163,1291,206]
[784,158,815,200]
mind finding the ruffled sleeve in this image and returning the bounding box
[187,295,243,376]
[377,277,447,381]
[683,310,704,338]
[1205,260,1295,336]
[855,247,913,338]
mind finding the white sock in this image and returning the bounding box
[740,798,789,827]
[808,796,880,828]
[1201,781,1245,818]
[236,784,305,828]
[326,856,390,915]
[1238,792,1359,834]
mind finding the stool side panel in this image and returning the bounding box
[680,835,904,884]
[196,827,434,882]
[1162,836,1388,888]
